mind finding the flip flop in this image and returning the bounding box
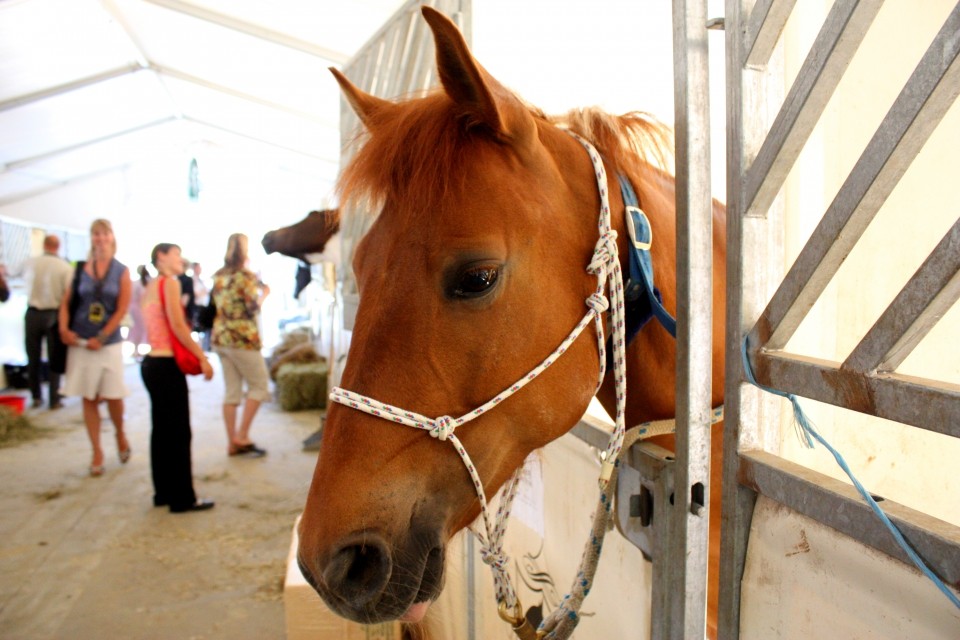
[119,448,132,464]
[90,465,105,477]
[229,443,267,458]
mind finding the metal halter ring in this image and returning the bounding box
[498,599,525,626]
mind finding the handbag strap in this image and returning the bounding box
[157,275,178,337]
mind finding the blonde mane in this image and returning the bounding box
[552,107,675,179]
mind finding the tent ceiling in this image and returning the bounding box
[0,0,406,209]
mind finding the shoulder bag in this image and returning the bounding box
[159,276,202,375]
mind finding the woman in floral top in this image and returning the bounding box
[211,233,271,457]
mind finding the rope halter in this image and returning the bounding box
[328,131,629,637]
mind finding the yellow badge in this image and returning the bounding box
[88,302,106,323]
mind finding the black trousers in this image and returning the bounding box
[24,308,60,405]
[141,356,197,510]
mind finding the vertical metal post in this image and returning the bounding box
[668,1,713,638]
[720,1,786,637]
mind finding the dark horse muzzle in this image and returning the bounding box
[298,525,445,624]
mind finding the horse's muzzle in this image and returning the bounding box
[260,230,278,254]
[298,528,445,624]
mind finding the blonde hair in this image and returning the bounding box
[222,233,248,272]
[88,218,117,259]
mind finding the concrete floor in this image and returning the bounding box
[0,359,323,640]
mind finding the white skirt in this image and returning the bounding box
[62,343,129,401]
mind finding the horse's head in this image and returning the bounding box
[261,208,340,259]
[298,7,645,624]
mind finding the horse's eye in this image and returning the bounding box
[454,266,499,298]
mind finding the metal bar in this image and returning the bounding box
[649,452,677,640]
[720,1,787,637]
[140,0,350,64]
[1,116,177,172]
[568,414,613,451]
[740,450,960,587]
[617,441,677,560]
[392,9,421,98]
[0,64,145,112]
[844,217,960,374]
[753,2,960,350]
[669,0,713,637]
[180,116,339,165]
[743,0,882,218]
[152,64,338,127]
[343,0,421,69]
[743,0,797,69]
[0,163,132,208]
[379,23,404,99]
[751,349,960,438]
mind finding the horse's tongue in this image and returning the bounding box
[399,601,430,623]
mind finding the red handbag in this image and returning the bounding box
[159,276,203,375]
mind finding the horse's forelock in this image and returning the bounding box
[338,92,500,218]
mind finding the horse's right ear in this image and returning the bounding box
[329,68,393,128]
[421,6,535,144]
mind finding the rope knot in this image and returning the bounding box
[587,229,618,276]
[429,415,455,441]
[586,292,609,313]
[480,546,509,572]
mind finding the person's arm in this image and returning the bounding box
[87,268,132,350]
[58,275,79,345]
[0,270,9,303]
[258,281,270,306]
[162,277,213,379]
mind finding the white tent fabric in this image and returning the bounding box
[0,0,406,217]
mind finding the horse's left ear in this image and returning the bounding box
[422,7,535,144]
[329,68,394,128]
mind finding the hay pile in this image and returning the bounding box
[275,362,329,411]
[0,406,48,447]
[269,329,329,411]
[268,329,324,381]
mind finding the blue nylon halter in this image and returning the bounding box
[619,174,677,341]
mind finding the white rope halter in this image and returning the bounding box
[329,132,629,637]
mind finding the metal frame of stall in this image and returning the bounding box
[719,0,960,637]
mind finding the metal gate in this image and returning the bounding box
[720,0,960,637]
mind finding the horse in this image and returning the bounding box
[261,208,340,260]
[297,7,727,638]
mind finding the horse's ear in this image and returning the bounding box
[329,68,393,128]
[421,7,534,143]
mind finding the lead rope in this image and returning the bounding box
[328,132,629,639]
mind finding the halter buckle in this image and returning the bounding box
[626,205,652,251]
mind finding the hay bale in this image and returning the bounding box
[275,362,328,412]
[272,329,312,359]
[0,406,47,448]
[269,342,324,381]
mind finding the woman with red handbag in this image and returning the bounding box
[140,243,215,513]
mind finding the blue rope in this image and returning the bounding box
[740,338,960,610]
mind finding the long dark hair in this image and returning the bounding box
[216,233,249,276]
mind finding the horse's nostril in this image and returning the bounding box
[323,534,391,607]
